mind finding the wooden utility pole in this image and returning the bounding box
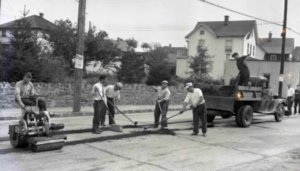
[278,0,288,97]
[73,0,86,113]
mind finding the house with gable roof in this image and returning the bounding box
[176,15,265,79]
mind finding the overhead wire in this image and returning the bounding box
[198,0,300,36]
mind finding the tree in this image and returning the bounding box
[85,26,120,72]
[45,19,77,75]
[116,51,146,84]
[125,38,138,50]
[143,44,172,85]
[46,19,120,74]
[189,46,214,79]
[0,14,47,82]
[141,42,150,52]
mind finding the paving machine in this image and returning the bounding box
[8,96,67,152]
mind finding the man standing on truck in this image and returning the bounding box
[287,84,295,115]
[179,82,207,137]
[232,53,251,86]
[294,84,300,115]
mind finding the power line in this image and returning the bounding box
[199,0,300,36]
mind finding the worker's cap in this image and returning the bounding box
[231,53,239,57]
[185,82,193,89]
[116,82,123,89]
[24,72,32,78]
[161,80,168,84]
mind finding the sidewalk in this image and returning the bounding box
[0,105,182,121]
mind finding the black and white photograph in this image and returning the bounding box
[0,0,300,170]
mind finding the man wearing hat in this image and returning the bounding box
[232,53,251,86]
[15,72,47,115]
[287,84,295,115]
[294,84,300,114]
[179,82,207,137]
[105,82,123,125]
[153,80,171,128]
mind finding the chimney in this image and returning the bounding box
[224,15,229,26]
[169,44,172,48]
[268,31,272,42]
[39,13,44,18]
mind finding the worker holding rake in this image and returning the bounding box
[105,82,123,125]
[153,80,171,128]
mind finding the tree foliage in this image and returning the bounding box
[189,46,214,79]
[0,16,47,82]
[116,51,146,84]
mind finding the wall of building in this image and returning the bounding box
[176,57,190,78]
[0,30,12,44]
[183,25,245,79]
[0,82,187,109]
[243,29,257,58]
[224,60,300,97]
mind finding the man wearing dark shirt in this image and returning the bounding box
[294,84,300,114]
[232,53,251,86]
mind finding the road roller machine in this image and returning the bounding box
[8,105,67,152]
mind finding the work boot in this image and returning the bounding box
[191,132,198,136]
[92,130,101,134]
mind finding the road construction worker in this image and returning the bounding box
[153,80,171,128]
[91,75,107,134]
[179,82,207,137]
[232,53,251,86]
[105,82,123,125]
[15,72,47,114]
[294,84,300,115]
[287,84,295,115]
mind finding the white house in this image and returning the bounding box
[177,16,264,79]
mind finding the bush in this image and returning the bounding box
[145,64,171,85]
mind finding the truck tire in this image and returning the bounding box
[207,115,215,123]
[235,107,243,126]
[274,104,285,122]
[238,105,253,128]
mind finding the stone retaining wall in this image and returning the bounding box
[0,82,186,108]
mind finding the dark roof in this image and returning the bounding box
[0,15,56,31]
[186,20,256,38]
[292,47,300,61]
[259,38,294,54]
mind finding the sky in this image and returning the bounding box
[1,0,300,51]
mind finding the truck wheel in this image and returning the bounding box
[235,107,243,126]
[274,104,285,122]
[207,115,215,123]
[238,105,253,128]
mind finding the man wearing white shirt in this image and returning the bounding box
[153,80,171,128]
[91,75,107,134]
[105,82,123,125]
[287,84,295,115]
[179,82,207,136]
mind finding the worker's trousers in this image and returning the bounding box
[192,103,207,134]
[154,100,169,127]
[92,100,107,131]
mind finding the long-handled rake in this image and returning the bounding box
[143,111,182,131]
[106,99,138,126]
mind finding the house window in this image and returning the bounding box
[270,55,277,61]
[1,30,7,37]
[225,40,233,53]
[253,46,255,57]
[200,30,205,35]
[247,43,250,54]
[250,44,252,56]
[198,39,205,47]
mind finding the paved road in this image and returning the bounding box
[1,112,300,171]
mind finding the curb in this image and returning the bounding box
[0,108,182,121]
